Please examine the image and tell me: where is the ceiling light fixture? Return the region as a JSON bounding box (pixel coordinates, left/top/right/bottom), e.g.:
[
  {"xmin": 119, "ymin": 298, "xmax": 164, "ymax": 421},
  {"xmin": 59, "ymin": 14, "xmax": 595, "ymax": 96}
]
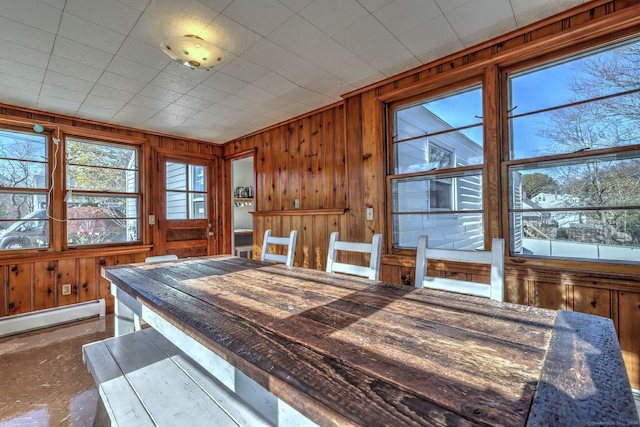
[{"xmin": 160, "ymin": 35, "xmax": 225, "ymax": 70}]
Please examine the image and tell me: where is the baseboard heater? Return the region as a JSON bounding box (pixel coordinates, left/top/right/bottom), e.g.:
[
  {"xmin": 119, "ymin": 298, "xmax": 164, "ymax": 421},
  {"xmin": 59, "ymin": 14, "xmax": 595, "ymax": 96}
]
[{"xmin": 0, "ymin": 299, "xmax": 106, "ymax": 338}]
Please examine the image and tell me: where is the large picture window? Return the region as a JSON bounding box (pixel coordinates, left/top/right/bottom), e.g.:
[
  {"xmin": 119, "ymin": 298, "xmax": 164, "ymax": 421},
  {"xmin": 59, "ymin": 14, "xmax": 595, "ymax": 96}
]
[
  {"xmin": 388, "ymin": 84, "xmax": 484, "ymax": 250},
  {"xmin": 65, "ymin": 138, "xmax": 140, "ymax": 246},
  {"xmin": 507, "ymin": 37, "xmax": 640, "ymax": 262},
  {"xmin": 0, "ymin": 129, "xmax": 49, "ymax": 251}
]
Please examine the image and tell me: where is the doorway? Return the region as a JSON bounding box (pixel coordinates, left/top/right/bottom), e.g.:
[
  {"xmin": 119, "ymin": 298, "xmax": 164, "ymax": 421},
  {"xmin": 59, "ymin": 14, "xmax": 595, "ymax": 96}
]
[
  {"xmin": 231, "ymin": 156, "xmax": 254, "ymax": 258},
  {"xmin": 156, "ymin": 152, "xmax": 217, "ymax": 258}
]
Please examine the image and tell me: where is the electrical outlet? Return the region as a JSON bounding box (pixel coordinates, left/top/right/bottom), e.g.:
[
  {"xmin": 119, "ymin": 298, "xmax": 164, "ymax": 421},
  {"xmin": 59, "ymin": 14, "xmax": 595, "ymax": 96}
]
[
  {"xmin": 366, "ymin": 207, "xmax": 374, "ymax": 221},
  {"xmin": 61, "ymin": 284, "xmax": 72, "ymax": 296}
]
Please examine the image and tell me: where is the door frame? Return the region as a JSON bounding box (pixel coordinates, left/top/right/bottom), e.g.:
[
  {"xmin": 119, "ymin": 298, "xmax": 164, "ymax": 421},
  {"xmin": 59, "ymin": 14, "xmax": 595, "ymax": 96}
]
[{"xmin": 223, "ymin": 149, "xmax": 256, "ymax": 255}]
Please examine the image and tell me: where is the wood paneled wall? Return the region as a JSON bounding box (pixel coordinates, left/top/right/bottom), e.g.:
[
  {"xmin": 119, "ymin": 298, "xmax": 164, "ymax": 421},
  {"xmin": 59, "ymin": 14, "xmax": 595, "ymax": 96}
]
[
  {"xmin": 0, "ymin": 104, "xmax": 222, "ymax": 315},
  {"xmin": 223, "ymin": 0, "xmax": 640, "ymax": 388}
]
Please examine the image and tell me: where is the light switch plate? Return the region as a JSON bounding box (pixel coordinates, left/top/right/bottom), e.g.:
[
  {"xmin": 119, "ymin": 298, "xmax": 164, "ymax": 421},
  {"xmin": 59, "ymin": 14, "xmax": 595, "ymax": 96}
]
[
  {"xmin": 149, "ymin": 214, "xmax": 155, "ymax": 225},
  {"xmin": 366, "ymin": 207, "xmax": 374, "ymax": 221}
]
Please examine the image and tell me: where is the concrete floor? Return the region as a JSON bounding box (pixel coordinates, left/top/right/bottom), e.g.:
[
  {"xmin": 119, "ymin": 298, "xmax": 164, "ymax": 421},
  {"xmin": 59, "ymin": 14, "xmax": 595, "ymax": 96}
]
[{"xmin": 0, "ymin": 314, "xmax": 114, "ymax": 427}]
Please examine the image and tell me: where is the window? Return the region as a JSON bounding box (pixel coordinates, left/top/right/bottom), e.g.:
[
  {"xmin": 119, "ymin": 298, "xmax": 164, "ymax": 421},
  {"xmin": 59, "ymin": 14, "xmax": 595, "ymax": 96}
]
[
  {"xmin": 388, "ymin": 84, "xmax": 484, "ymax": 250},
  {"xmin": 0, "ymin": 129, "xmax": 49, "ymax": 251},
  {"xmin": 507, "ymin": 37, "xmax": 640, "ymax": 262},
  {"xmin": 65, "ymin": 139, "xmax": 140, "ymax": 246},
  {"xmin": 166, "ymin": 162, "xmax": 206, "ymax": 219}
]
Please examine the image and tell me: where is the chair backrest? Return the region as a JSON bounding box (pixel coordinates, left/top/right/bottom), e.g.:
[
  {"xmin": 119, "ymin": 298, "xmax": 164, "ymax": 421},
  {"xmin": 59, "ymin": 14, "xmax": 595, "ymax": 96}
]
[
  {"xmin": 261, "ymin": 229, "xmax": 297, "ymax": 266},
  {"xmin": 326, "ymin": 231, "xmax": 383, "ymax": 281},
  {"xmin": 414, "ymin": 236, "xmax": 504, "ymax": 301},
  {"xmin": 145, "ymin": 254, "xmax": 178, "ymax": 263}
]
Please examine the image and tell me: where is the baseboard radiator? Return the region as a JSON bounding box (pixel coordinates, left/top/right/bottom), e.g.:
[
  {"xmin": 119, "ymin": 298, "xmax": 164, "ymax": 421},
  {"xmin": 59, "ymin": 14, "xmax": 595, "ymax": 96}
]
[{"xmin": 0, "ymin": 299, "xmax": 106, "ymax": 338}]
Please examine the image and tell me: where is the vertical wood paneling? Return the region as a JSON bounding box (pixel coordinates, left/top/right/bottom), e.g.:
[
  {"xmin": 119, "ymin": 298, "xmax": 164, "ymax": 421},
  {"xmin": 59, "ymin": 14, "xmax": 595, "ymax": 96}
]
[
  {"xmin": 310, "ymin": 113, "xmax": 322, "ymax": 208},
  {"xmin": 78, "ymin": 257, "xmax": 97, "ymax": 303},
  {"xmin": 288, "ymin": 122, "xmax": 301, "ymax": 210},
  {"xmin": 98, "ymin": 256, "xmax": 115, "ymax": 312},
  {"xmin": 618, "ymin": 291, "xmax": 640, "ymax": 389},
  {"xmin": 572, "ymin": 286, "xmax": 612, "ymax": 318},
  {"xmin": 34, "ymin": 261, "xmax": 56, "ymax": 311},
  {"xmin": 57, "ymin": 259, "xmax": 77, "ymax": 306},
  {"xmin": 8, "ymin": 264, "xmax": 32, "ymax": 315},
  {"xmin": 534, "ymin": 281, "xmax": 567, "ymax": 310},
  {"xmin": 0, "ymin": 266, "xmax": 5, "ymax": 317},
  {"xmin": 344, "ymin": 96, "xmax": 365, "ymax": 266}
]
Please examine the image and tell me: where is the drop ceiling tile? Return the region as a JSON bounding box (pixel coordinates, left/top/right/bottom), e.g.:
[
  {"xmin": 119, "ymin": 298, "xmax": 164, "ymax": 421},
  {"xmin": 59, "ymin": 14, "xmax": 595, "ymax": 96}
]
[
  {"xmin": 150, "ymin": 72, "xmax": 199, "ymax": 94},
  {"xmin": 41, "ymin": 83, "xmax": 88, "ymax": 103},
  {"xmin": 173, "ymin": 95, "xmax": 213, "ymax": 110},
  {"xmin": 163, "ymin": 62, "xmax": 214, "ymax": 84},
  {"xmin": 266, "ymin": 15, "xmax": 327, "ymax": 57},
  {"xmin": 162, "ymin": 103, "xmax": 200, "ymax": 118},
  {"xmin": 254, "ymin": 72, "xmax": 299, "ymax": 96},
  {"xmin": 111, "ymin": 104, "xmax": 158, "ymax": 124},
  {"xmin": 197, "ymin": 0, "xmax": 233, "ymax": 14},
  {"xmin": 77, "ymin": 104, "xmax": 118, "ymax": 121},
  {"xmin": 127, "ymin": 13, "xmax": 164, "ymax": 47},
  {"xmin": 89, "ymin": 83, "xmax": 136, "ymax": 103},
  {"xmin": 334, "ymin": 15, "xmax": 394, "ymax": 55},
  {"xmin": 329, "ymin": 55, "xmax": 382, "ymax": 85},
  {"xmin": 145, "ymin": 111, "xmax": 188, "ymax": 127},
  {"xmin": 223, "ymin": 0, "xmax": 294, "ymax": 37},
  {"xmin": 44, "ymin": 71, "xmax": 95, "ymax": 93},
  {"xmin": 187, "ymin": 84, "xmax": 229, "ymax": 103},
  {"xmin": 38, "ymin": 0, "xmax": 66, "ymax": 9},
  {"xmin": 302, "ymin": 38, "xmax": 357, "ymax": 74},
  {"xmin": 47, "ymin": 55, "xmax": 104, "ymax": 82},
  {"xmin": 64, "ymin": 0, "xmax": 142, "ymax": 35},
  {"xmin": 218, "ymin": 94, "xmax": 256, "ymax": 111},
  {"xmin": 358, "ymin": 37, "xmax": 421, "ymax": 77},
  {"xmin": 243, "ymin": 39, "xmax": 296, "ymax": 71},
  {"xmin": 83, "ymin": 94, "xmax": 127, "ymax": 110},
  {"xmin": 446, "ymin": 0, "xmax": 517, "ymax": 46},
  {"xmin": 52, "ymin": 37, "xmax": 114, "ymax": 69},
  {"xmin": 204, "ymin": 14, "xmax": 262, "ymax": 56},
  {"xmin": 0, "ymin": 16, "xmax": 56, "ymax": 53},
  {"xmin": 117, "ymin": 0, "xmax": 151, "ymax": 11},
  {"xmin": 275, "ymin": 57, "xmax": 327, "ymax": 87},
  {"xmin": 58, "ymin": 13, "xmax": 126, "ymax": 55},
  {"xmin": 398, "ymin": 15, "xmax": 464, "ymax": 63},
  {"xmin": 0, "ymin": 41, "xmax": 50, "ymax": 68},
  {"xmin": 117, "ymin": 37, "xmax": 172, "ymax": 70},
  {"xmin": 234, "ymin": 84, "xmax": 276, "ymax": 104},
  {"xmin": 107, "ymin": 56, "xmax": 160, "ymax": 83},
  {"xmin": 0, "ymin": 72, "xmax": 42, "ymax": 93},
  {"xmin": 374, "ymin": 0, "xmax": 441, "ymax": 36},
  {"xmin": 0, "ymin": 85, "xmax": 39, "ymax": 108},
  {"xmin": 0, "ymin": 59, "xmax": 45, "ymax": 82},
  {"xmin": 201, "ymin": 71, "xmax": 248, "ymax": 93},
  {"xmin": 0, "ymin": 0, "xmax": 62, "ymax": 33},
  {"xmin": 128, "ymin": 94, "xmax": 169, "ymax": 110},
  {"xmin": 358, "ymin": 0, "xmax": 394, "ymax": 13},
  {"xmin": 138, "ymin": 83, "xmax": 183, "ymax": 103},
  {"xmin": 144, "ymin": 0, "xmax": 219, "ymax": 31},
  {"xmin": 37, "ymin": 95, "xmax": 81, "ymax": 113},
  {"xmin": 192, "ymin": 109, "xmax": 232, "ymax": 125},
  {"xmin": 299, "ymin": 0, "xmax": 369, "ymax": 36},
  {"xmin": 510, "ymin": 0, "xmax": 585, "ymax": 27},
  {"xmin": 434, "ymin": 0, "xmax": 473, "ymax": 13},
  {"xmin": 221, "ymin": 57, "xmax": 269, "ymax": 83},
  {"xmin": 98, "ymin": 72, "xmax": 147, "ymax": 93},
  {"xmin": 278, "ymin": 0, "xmax": 314, "ymax": 13}
]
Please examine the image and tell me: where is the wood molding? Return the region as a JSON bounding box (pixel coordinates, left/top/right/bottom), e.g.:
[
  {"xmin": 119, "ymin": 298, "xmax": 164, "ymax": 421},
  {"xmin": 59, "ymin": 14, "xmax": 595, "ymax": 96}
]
[
  {"xmin": 0, "ymin": 245, "xmax": 153, "ymax": 265},
  {"xmin": 251, "ymin": 208, "xmax": 347, "ymax": 216}
]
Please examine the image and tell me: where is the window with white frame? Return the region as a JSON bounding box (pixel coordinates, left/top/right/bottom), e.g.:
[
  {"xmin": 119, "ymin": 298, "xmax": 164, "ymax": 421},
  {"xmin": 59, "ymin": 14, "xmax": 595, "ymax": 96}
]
[
  {"xmin": 65, "ymin": 138, "xmax": 140, "ymax": 246},
  {"xmin": 388, "ymin": 83, "xmax": 485, "ymax": 251},
  {"xmin": 506, "ymin": 36, "xmax": 640, "ymax": 262}
]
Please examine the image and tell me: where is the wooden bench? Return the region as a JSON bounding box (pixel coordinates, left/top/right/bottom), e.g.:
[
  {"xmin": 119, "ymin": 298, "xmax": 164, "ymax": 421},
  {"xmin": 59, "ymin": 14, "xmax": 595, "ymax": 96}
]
[{"xmin": 83, "ymin": 328, "xmax": 274, "ymax": 427}]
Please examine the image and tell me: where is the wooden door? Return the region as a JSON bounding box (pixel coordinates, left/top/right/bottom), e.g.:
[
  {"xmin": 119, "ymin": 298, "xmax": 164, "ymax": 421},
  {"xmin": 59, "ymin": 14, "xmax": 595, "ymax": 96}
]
[{"xmin": 156, "ymin": 153, "xmax": 217, "ymax": 258}]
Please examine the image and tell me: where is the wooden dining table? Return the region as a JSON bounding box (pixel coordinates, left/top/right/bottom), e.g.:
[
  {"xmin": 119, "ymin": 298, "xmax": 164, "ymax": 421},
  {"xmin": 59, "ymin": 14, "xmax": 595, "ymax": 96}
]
[{"xmin": 102, "ymin": 255, "xmax": 638, "ymax": 427}]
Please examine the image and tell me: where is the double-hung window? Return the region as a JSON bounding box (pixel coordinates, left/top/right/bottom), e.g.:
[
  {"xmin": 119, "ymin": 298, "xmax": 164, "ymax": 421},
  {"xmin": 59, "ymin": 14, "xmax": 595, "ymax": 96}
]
[
  {"xmin": 0, "ymin": 129, "xmax": 49, "ymax": 251},
  {"xmin": 387, "ymin": 82, "xmax": 485, "ymax": 251},
  {"xmin": 506, "ymin": 36, "xmax": 640, "ymax": 262},
  {"xmin": 65, "ymin": 138, "xmax": 140, "ymax": 246}
]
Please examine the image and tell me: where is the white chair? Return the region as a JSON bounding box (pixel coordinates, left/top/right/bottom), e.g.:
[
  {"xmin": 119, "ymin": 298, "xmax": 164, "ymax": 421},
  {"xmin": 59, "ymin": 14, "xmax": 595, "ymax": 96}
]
[
  {"xmin": 326, "ymin": 232, "xmax": 382, "ymax": 281},
  {"xmin": 415, "ymin": 236, "xmax": 505, "ymax": 301},
  {"xmin": 145, "ymin": 254, "xmax": 178, "ymax": 262},
  {"xmin": 261, "ymin": 230, "xmax": 297, "ymax": 266}
]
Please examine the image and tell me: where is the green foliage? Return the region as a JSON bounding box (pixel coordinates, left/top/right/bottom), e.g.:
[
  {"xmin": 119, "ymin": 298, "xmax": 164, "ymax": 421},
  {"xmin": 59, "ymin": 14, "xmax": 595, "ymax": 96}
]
[{"xmin": 522, "ymin": 173, "xmax": 558, "ymax": 199}]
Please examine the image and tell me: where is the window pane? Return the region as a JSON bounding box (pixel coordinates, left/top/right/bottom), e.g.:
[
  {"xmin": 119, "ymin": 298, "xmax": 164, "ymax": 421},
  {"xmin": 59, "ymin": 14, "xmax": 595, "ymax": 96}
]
[
  {"xmin": 67, "ymin": 164, "xmax": 138, "ymax": 192},
  {"xmin": 0, "ymin": 159, "xmax": 48, "ymax": 188},
  {"xmin": 190, "ymin": 165, "xmax": 206, "ymax": 191},
  {"xmin": 510, "ymin": 211, "xmax": 640, "ymax": 262},
  {"xmin": 66, "ymin": 196, "xmax": 139, "ymax": 246},
  {"xmin": 395, "ymin": 86, "xmax": 482, "ymax": 139},
  {"xmin": 392, "ymin": 172, "xmax": 482, "ymax": 213},
  {"xmin": 509, "ymin": 38, "xmax": 640, "ymax": 116},
  {"xmin": 166, "ymin": 162, "xmax": 187, "ymax": 190},
  {"xmin": 0, "ymin": 130, "xmax": 48, "ymax": 189},
  {"xmin": 67, "ymin": 140, "xmax": 137, "ymax": 169},
  {"xmin": 189, "ymin": 193, "xmax": 206, "ymax": 219},
  {"xmin": 0, "ymin": 130, "xmax": 47, "ymax": 161},
  {"xmin": 167, "ymin": 191, "xmax": 187, "ymax": 219},
  {"xmin": 393, "ymin": 213, "xmax": 484, "ymax": 249},
  {"xmin": 0, "ymin": 196, "xmax": 49, "ymax": 250},
  {"xmin": 510, "ymin": 92, "xmax": 640, "ymax": 159}
]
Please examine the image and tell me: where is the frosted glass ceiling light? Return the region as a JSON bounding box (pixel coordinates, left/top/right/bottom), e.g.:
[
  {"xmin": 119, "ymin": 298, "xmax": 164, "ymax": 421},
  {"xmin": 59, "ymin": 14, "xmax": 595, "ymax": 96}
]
[{"xmin": 160, "ymin": 35, "xmax": 225, "ymax": 70}]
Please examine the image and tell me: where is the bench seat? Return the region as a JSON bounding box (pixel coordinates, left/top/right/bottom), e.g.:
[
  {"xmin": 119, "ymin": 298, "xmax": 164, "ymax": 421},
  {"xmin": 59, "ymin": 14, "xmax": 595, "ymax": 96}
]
[{"xmin": 83, "ymin": 328, "xmax": 273, "ymax": 427}]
